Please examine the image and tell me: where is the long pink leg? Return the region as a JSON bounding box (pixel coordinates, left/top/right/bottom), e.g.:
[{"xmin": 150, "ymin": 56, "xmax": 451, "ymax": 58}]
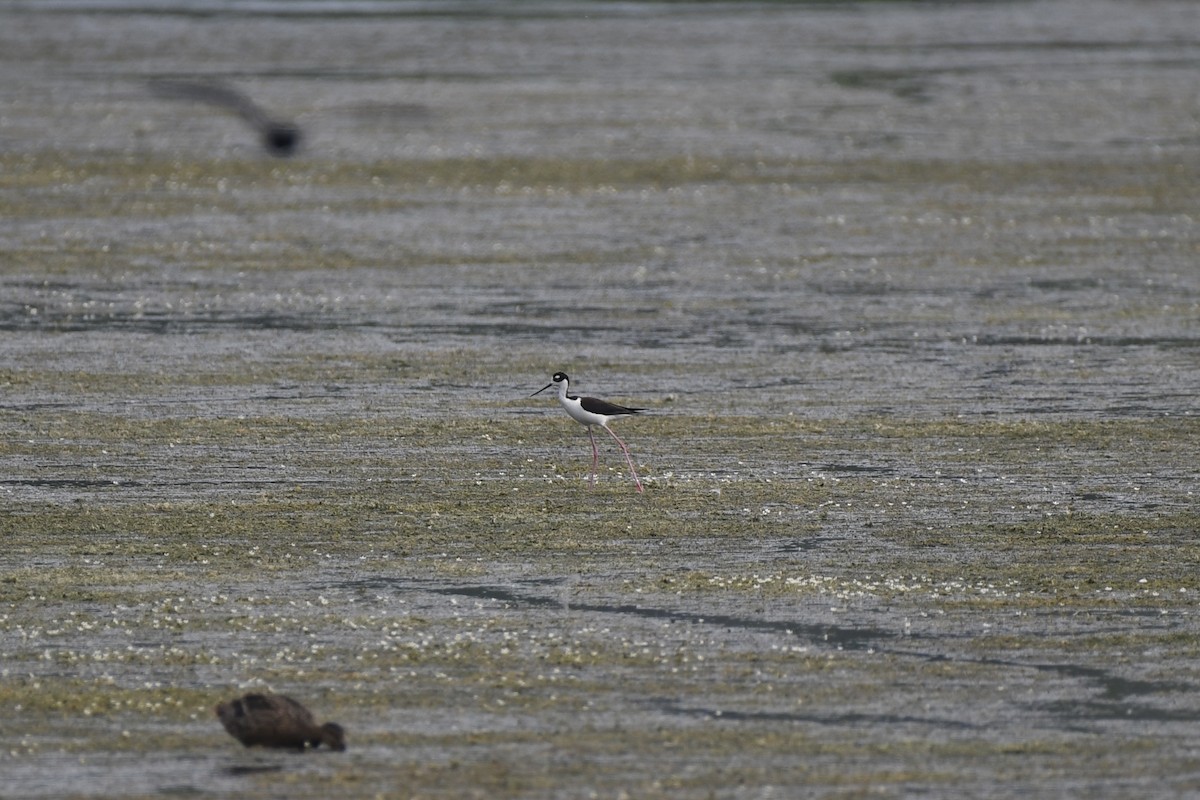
[
  {"xmin": 587, "ymin": 426, "xmax": 600, "ymax": 487},
  {"xmin": 603, "ymin": 425, "xmax": 644, "ymax": 493}
]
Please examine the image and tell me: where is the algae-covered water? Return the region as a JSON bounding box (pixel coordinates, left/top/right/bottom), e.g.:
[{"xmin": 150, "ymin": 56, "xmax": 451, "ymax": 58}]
[{"xmin": 2, "ymin": 1, "xmax": 1199, "ymax": 797}]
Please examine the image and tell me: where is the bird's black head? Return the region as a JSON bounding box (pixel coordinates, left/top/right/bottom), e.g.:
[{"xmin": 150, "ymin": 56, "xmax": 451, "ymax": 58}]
[
  {"xmin": 264, "ymin": 123, "xmax": 301, "ymax": 156},
  {"xmin": 552, "ymin": 372, "xmax": 569, "ymax": 383}
]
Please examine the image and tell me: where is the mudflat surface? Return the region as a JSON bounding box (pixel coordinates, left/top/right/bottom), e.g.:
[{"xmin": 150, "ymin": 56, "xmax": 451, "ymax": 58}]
[{"xmin": 1, "ymin": 1, "xmax": 1198, "ymax": 797}]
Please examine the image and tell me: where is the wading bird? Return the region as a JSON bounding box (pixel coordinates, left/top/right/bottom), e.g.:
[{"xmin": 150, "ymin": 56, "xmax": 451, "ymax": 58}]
[
  {"xmin": 215, "ymin": 693, "xmax": 346, "ymax": 752},
  {"xmin": 532, "ymin": 372, "xmax": 645, "ymax": 493}
]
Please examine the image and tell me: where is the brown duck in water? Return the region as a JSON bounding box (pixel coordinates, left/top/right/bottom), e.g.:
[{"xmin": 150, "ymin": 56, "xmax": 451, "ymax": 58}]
[{"xmin": 215, "ymin": 693, "xmax": 346, "ymax": 752}]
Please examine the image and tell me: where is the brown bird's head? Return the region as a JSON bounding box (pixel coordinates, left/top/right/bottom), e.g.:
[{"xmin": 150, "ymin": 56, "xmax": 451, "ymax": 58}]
[{"xmin": 319, "ymin": 722, "xmax": 347, "ymax": 751}]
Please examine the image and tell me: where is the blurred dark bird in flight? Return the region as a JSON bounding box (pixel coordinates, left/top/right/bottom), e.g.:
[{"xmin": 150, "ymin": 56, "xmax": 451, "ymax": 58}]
[{"xmin": 148, "ymin": 79, "xmax": 302, "ymax": 156}]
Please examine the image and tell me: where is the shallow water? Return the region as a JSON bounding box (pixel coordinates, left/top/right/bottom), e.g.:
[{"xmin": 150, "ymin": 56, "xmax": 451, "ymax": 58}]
[{"xmin": 2, "ymin": 1, "xmax": 1199, "ymax": 798}]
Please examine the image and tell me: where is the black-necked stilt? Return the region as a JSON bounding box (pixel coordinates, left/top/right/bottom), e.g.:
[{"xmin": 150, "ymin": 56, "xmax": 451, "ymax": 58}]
[{"xmin": 531, "ymin": 372, "xmax": 645, "ymax": 493}]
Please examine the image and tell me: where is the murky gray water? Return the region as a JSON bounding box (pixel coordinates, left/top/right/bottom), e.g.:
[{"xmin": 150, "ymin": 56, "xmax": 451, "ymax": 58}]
[{"xmin": 2, "ymin": 1, "xmax": 1199, "ymax": 798}]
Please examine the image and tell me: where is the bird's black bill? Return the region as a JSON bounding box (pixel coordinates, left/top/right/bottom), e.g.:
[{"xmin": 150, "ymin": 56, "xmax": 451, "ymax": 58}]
[{"xmin": 530, "ymin": 383, "xmax": 553, "ymax": 397}]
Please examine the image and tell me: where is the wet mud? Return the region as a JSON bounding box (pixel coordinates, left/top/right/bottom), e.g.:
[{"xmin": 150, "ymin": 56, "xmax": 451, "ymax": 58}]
[{"xmin": 1, "ymin": 1, "xmax": 1199, "ymax": 797}]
